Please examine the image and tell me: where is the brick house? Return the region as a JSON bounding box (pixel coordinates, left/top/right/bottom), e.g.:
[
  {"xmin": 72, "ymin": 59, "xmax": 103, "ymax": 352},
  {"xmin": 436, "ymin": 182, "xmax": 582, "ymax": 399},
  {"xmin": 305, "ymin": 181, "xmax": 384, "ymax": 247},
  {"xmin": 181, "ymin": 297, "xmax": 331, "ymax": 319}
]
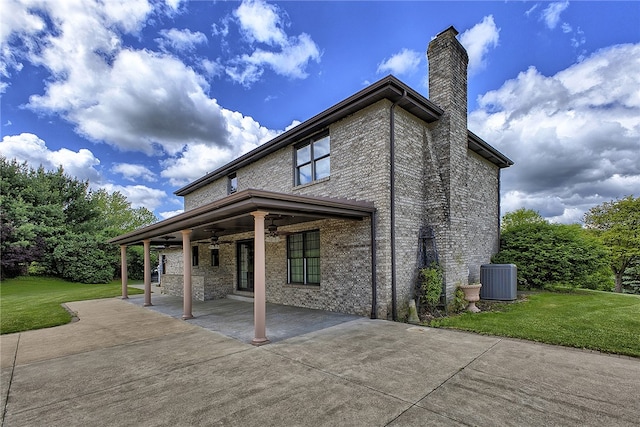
[{"xmin": 110, "ymin": 27, "xmax": 512, "ymax": 344}]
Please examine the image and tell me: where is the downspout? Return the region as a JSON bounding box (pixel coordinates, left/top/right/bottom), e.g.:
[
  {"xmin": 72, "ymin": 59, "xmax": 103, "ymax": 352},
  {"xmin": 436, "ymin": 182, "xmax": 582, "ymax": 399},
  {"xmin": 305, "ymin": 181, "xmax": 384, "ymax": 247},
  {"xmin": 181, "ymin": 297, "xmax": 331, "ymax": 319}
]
[
  {"xmin": 370, "ymin": 210, "xmax": 377, "ymax": 319},
  {"xmin": 390, "ymin": 90, "xmax": 406, "ymax": 321}
]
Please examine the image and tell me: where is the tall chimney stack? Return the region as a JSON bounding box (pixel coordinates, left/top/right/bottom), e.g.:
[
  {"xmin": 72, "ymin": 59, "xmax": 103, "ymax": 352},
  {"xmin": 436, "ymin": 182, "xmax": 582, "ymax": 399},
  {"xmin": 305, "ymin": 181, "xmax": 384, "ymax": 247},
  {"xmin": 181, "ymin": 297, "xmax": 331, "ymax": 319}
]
[
  {"xmin": 426, "ymin": 26, "xmax": 471, "ymax": 295},
  {"xmin": 427, "ymin": 26, "xmax": 469, "ymax": 117}
]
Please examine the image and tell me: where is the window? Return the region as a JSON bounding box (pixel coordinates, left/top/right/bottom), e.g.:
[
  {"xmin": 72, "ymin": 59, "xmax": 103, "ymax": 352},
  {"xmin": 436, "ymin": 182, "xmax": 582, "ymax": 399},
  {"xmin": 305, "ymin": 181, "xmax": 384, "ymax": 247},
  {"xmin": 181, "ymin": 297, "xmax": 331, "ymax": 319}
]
[
  {"xmin": 211, "ymin": 248, "xmax": 219, "ymax": 267},
  {"xmin": 228, "ymin": 173, "xmax": 237, "ymax": 194},
  {"xmin": 287, "ymin": 230, "xmax": 320, "ymax": 285},
  {"xmin": 192, "ymin": 246, "xmax": 199, "ymax": 266},
  {"xmin": 295, "ymin": 134, "xmax": 330, "ymax": 186}
]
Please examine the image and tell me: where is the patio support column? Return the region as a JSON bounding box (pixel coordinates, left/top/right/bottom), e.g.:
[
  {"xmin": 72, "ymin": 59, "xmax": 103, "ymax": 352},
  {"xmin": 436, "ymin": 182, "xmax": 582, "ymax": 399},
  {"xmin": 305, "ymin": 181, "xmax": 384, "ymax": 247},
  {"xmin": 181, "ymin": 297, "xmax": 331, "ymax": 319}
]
[
  {"xmin": 120, "ymin": 245, "xmax": 128, "ymax": 299},
  {"xmin": 181, "ymin": 229, "xmax": 194, "ymax": 320},
  {"xmin": 251, "ymin": 211, "xmax": 269, "ymax": 346},
  {"xmin": 143, "ymin": 239, "xmax": 152, "ymax": 306}
]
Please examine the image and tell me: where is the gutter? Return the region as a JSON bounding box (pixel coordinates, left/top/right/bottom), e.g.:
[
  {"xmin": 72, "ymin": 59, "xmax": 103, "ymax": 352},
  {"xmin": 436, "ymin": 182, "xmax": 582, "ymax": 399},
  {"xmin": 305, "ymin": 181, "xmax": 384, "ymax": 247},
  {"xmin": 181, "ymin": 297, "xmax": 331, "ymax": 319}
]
[
  {"xmin": 370, "ymin": 210, "xmax": 377, "ymax": 319},
  {"xmin": 389, "ymin": 90, "xmax": 406, "ymax": 321}
]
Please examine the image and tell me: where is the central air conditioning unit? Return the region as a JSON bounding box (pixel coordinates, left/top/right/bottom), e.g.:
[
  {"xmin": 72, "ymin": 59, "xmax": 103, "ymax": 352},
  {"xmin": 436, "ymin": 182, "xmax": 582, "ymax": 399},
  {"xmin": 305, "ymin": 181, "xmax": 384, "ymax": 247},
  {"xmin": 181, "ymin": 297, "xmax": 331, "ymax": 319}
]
[{"xmin": 480, "ymin": 264, "xmax": 517, "ymax": 301}]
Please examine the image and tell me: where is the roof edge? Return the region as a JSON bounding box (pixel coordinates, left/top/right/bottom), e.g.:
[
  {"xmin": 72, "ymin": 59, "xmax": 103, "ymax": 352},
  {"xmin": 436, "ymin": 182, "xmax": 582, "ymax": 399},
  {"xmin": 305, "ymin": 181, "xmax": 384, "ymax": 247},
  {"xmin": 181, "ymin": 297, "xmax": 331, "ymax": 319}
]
[
  {"xmin": 467, "ymin": 130, "xmax": 514, "ymax": 168},
  {"xmin": 175, "ymin": 75, "xmax": 443, "ymax": 197}
]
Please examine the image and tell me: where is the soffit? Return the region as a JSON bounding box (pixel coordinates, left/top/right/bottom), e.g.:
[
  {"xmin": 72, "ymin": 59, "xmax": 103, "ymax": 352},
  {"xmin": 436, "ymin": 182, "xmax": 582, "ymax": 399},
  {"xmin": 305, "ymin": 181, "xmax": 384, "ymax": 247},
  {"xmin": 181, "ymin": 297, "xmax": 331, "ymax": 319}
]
[{"xmin": 109, "ymin": 189, "xmax": 375, "ymax": 247}]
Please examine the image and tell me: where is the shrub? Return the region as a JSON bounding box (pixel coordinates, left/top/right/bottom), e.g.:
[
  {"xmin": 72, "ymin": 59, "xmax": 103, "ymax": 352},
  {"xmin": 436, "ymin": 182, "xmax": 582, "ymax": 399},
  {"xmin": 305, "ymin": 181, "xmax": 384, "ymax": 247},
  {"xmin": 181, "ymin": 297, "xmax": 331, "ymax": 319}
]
[
  {"xmin": 447, "ymin": 287, "xmax": 467, "ymax": 313},
  {"xmin": 493, "ymin": 210, "xmax": 610, "ymax": 289},
  {"xmin": 419, "ymin": 263, "xmax": 443, "ymax": 309}
]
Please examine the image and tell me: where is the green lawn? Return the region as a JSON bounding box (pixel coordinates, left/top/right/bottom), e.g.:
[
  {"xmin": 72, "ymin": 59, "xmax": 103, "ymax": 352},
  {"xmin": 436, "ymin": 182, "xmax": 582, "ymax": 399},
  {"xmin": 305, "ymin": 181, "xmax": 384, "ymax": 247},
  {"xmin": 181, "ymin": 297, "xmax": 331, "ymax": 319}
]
[
  {"xmin": 0, "ymin": 276, "xmax": 143, "ymax": 334},
  {"xmin": 432, "ymin": 290, "xmax": 640, "ymax": 357}
]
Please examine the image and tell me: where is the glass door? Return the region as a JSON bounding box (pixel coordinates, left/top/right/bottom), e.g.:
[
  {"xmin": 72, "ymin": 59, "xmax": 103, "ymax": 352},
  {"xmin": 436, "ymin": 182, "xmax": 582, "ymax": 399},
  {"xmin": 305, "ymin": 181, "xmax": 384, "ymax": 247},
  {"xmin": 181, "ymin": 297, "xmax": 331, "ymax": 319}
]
[{"xmin": 237, "ymin": 240, "xmax": 254, "ymax": 292}]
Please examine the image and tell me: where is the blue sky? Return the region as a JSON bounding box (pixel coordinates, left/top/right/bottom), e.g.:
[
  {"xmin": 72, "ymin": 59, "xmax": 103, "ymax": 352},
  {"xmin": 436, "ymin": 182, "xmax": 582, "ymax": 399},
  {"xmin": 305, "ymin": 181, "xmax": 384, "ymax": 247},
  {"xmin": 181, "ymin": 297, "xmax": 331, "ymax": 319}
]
[{"xmin": 2, "ymin": 0, "xmax": 639, "ymax": 223}]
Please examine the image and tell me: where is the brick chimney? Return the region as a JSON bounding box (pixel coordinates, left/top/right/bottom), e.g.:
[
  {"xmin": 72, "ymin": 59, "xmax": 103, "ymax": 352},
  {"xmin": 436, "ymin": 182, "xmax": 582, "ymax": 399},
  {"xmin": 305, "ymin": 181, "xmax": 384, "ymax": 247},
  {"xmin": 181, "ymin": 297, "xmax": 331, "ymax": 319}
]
[{"xmin": 426, "ymin": 26, "xmax": 472, "ymax": 294}]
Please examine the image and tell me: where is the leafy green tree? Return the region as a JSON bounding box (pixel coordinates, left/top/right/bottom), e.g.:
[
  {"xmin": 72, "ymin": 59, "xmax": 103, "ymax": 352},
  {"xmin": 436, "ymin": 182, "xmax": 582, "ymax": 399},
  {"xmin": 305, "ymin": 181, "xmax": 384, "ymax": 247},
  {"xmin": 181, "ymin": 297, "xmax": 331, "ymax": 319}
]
[
  {"xmin": 622, "ymin": 258, "xmax": 640, "ymax": 294},
  {"xmin": 51, "ymin": 233, "xmax": 114, "ymax": 283},
  {"xmin": 493, "ymin": 209, "xmax": 611, "ymax": 289},
  {"xmin": 584, "ymin": 196, "xmax": 640, "ymax": 293},
  {"xmin": 500, "ymin": 208, "xmax": 547, "ymax": 231},
  {"xmin": 0, "ymin": 157, "xmax": 158, "ymax": 282},
  {"xmin": 91, "ymin": 190, "xmax": 157, "ymax": 279}
]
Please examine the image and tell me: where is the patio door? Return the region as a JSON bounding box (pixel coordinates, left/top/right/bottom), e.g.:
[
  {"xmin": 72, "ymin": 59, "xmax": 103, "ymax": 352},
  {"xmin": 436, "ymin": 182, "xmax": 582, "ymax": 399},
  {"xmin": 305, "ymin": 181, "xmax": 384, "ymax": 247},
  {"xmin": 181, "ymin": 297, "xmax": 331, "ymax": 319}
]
[{"xmin": 237, "ymin": 240, "xmax": 254, "ymax": 292}]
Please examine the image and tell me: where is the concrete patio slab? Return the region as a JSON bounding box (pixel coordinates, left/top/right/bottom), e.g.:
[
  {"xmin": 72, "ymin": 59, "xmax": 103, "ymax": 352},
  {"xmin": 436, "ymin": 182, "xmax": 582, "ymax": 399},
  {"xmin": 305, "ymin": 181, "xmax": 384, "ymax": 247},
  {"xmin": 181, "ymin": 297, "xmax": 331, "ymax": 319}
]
[
  {"xmin": 124, "ymin": 293, "xmax": 362, "ymax": 344},
  {"xmin": 2, "ymin": 298, "xmax": 196, "ymax": 367},
  {"xmin": 267, "ymin": 320, "xmax": 501, "ymax": 403},
  {"xmin": 414, "ymin": 338, "xmax": 640, "ymax": 426},
  {"xmin": 1, "ymin": 297, "xmax": 639, "ymax": 426}
]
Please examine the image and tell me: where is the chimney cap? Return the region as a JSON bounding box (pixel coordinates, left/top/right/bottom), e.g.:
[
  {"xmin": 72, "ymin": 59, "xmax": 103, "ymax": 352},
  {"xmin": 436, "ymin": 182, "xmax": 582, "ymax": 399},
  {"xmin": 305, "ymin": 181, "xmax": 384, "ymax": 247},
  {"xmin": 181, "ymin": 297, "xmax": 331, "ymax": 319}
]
[{"xmin": 435, "ymin": 26, "xmax": 459, "ymax": 38}]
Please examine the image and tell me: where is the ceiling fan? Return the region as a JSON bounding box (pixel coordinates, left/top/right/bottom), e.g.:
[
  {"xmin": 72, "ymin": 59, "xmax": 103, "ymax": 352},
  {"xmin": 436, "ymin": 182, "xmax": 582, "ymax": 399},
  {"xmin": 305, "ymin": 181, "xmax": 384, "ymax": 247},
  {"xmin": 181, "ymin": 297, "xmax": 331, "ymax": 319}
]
[
  {"xmin": 265, "ymin": 215, "xmax": 292, "ymax": 242},
  {"xmin": 158, "ymin": 235, "xmax": 177, "ymax": 249},
  {"xmin": 201, "ymin": 228, "xmax": 233, "ymax": 249}
]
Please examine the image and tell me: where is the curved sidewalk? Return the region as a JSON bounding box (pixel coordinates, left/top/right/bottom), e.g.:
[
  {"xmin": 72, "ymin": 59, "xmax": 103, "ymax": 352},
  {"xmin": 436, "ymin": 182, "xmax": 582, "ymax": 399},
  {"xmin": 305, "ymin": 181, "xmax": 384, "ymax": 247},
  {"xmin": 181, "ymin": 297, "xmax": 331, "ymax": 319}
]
[{"xmin": 2, "ymin": 297, "xmax": 639, "ymax": 426}]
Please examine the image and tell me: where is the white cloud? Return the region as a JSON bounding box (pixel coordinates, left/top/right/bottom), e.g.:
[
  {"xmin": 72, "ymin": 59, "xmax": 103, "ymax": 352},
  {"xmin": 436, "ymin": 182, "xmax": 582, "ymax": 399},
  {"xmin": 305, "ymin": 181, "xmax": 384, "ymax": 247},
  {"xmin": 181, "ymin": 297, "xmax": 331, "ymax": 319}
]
[
  {"xmin": 469, "ymin": 43, "xmax": 640, "ymax": 223},
  {"xmin": 3, "ymin": 0, "xmax": 290, "ymax": 162},
  {"xmin": 161, "ymin": 109, "xmax": 279, "ymax": 186},
  {"xmin": 235, "ymin": 0, "xmax": 287, "ymax": 46},
  {"xmin": 223, "ymin": 0, "xmax": 321, "ymax": 86},
  {"xmin": 377, "ymin": 48, "xmax": 422, "ymax": 76},
  {"xmin": 28, "ymin": 47, "xmax": 230, "ymax": 156},
  {"xmin": 541, "ymin": 1, "xmax": 570, "ymax": 30},
  {"xmin": 112, "ymin": 163, "xmax": 157, "ymax": 182},
  {"xmin": 100, "ymin": 183, "xmax": 167, "ymax": 210},
  {"xmin": 524, "ymin": 4, "xmax": 539, "ymax": 17},
  {"xmin": 0, "ymin": 133, "xmax": 101, "ymax": 183},
  {"xmin": 159, "ymin": 209, "xmax": 184, "ymax": 220},
  {"xmin": 0, "ymin": 132, "xmax": 171, "ymax": 211},
  {"xmin": 459, "ymin": 15, "xmax": 500, "ymax": 76},
  {"xmin": 163, "ymin": 0, "xmax": 184, "ymax": 13},
  {"xmin": 0, "ymin": 0, "xmax": 46, "ymax": 88},
  {"xmin": 156, "ymin": 28, "xmax": 207, "ymax": 53}
]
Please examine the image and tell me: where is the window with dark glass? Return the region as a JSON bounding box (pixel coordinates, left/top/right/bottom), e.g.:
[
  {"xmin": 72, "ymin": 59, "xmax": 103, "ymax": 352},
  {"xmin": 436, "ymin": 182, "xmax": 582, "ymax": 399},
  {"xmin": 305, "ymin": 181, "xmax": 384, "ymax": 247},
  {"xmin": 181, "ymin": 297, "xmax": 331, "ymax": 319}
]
[
  {"xmin": 295, "ymin": 134, "xmax": 330, "ymax": 186},
  {"xmin": 228, "ymin": 173, "xmax": 237, "ymax": 194},
  {"xmin": 287, "ymin": 230, "xmax": 320, "ymax": 285},
  {"xmin": 211, "ymin": 248, "xmax": 219, "ymax": 267},
  {"xmin": 192, "ymin": 246, "xmax": 199, "ymax": 266}
]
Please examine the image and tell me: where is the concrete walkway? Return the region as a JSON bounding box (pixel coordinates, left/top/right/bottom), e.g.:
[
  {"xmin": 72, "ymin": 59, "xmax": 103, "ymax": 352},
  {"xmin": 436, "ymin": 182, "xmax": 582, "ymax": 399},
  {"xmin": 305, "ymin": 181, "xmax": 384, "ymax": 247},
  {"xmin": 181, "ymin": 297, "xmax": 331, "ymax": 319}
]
[{"xmin": 1, "ymin": 297, "xmax": 639, "ymax": 426}]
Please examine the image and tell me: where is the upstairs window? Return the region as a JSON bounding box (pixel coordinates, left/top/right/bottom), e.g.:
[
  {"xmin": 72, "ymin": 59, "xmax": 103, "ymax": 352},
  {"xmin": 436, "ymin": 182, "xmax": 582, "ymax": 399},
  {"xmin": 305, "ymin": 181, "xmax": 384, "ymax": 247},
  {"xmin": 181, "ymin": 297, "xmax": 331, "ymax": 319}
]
[
  {"xmin": 295, "ymin": 134, "xmax": 330, "ymax": 186},
  {"xmin": 228, "ymin": 173, "xmax": 237, "ymax": 194}
]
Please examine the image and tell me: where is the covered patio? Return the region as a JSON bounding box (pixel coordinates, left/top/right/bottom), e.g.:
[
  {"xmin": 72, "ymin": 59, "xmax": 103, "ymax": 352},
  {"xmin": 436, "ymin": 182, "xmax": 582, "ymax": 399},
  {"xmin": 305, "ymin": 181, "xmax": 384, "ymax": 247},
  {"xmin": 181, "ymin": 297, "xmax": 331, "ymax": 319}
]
[
  {"xmin": 124, "ymin": 291, "xmax": 361, "ymax": 344},
  {"xmin": 109, "ymin": 189, "xmax": 376, "ymax": 345}
]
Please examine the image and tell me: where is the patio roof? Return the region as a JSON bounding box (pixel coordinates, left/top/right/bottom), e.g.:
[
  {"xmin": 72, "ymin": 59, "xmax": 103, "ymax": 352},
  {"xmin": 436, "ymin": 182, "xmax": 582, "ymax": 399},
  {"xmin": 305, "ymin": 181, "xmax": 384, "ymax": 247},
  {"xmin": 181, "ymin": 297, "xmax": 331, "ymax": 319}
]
[{"xmin": 109, "ymin": 189, "xmax": 376, "ymax": 246}]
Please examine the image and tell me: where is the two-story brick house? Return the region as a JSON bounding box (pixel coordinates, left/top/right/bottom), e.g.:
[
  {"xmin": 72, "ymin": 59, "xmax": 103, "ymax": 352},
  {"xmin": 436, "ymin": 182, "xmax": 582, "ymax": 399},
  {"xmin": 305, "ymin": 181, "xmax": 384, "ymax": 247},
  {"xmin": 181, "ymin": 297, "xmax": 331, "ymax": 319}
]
[{"xmin": 110, "ymin": 26, "xmax": 512, "ymax": 344}]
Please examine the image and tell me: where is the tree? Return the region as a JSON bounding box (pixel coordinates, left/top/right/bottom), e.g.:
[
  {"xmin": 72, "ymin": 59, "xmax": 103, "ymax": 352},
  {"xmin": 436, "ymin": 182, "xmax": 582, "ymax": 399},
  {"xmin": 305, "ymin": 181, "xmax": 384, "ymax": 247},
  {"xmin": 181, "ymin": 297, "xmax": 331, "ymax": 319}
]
[
  {"xmin": 584, "ymin": 196, "xmax": 640, "ymax": 293},
  {"xmin": 91, "ymin": 190, "xmax": 158, "ymax": 279},
  {"xmin": 493, "ymin": 209, "xmax": 611, "ymax": 289},
  {"xmin": 500, "ymin": 208, "xmax": 547, "ymax": 231},
  {"xmin": 0, "ymin": 156, "xmax": 158, "ymax": 282},
  {"xmin": 92, "ymin": 190, "xmax": 156, "ymax": 236}
]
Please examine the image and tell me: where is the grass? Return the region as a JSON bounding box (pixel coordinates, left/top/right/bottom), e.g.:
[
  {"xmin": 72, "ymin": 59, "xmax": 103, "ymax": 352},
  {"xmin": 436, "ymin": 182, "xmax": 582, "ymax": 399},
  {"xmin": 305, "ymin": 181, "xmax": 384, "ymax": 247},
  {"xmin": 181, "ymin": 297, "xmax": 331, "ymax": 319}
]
[
  {"xmin": 432, "ymin": 290, "xmax": 640, "ymax": 357},
  {"xmin": 0, "ymin": 276, "xmax": 143, "ymax": 334}
]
